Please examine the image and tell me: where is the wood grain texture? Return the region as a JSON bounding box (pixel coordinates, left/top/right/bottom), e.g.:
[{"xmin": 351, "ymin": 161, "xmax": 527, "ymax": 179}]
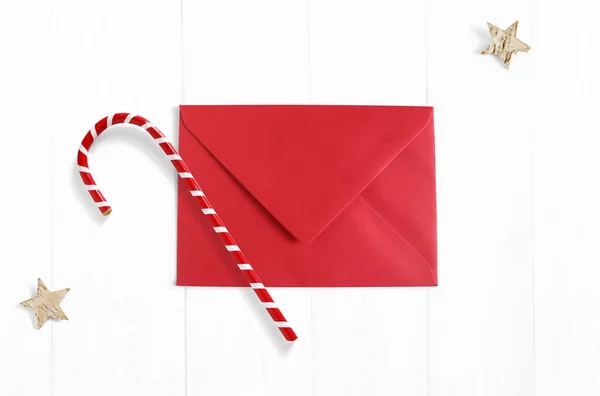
[
  {"xmin": 425, "ymin": 1, "xmax": 535, "ymax": 395},
  {"xmin": 182, "ymin": 1, "xmax": 312, "ymax": 395},
  {"xmin": 0, "ymin": 3, "xmax": 53, "ymax": 394},
  {"xmin": 187, "ymin": 288, "xmax": 312, "ymax": 395},
  {"xmin": 48, "ymin": 1, "xmax": 185, "ymax": 395},
  {"xmin": 309, "ymin": 0, "xmax": 429, "ymax": 394},
  {"xmin": 532, "ymin": 1, "xmax": 600, "ymax": 394}
]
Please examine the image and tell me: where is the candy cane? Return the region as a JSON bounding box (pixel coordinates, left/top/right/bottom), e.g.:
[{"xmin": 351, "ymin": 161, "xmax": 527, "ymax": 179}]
[{"xmin": 77, "ymin": 113, "xmax": 297, "ymax": 342}]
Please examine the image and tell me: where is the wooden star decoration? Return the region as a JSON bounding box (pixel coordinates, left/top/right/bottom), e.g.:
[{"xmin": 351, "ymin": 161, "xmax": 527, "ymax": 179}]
[
  {"xmin": 481, "ymin": 20, "xmax": 530, "ymax": 69},
  {"xmin": 20, "ymin": 279, "xmax": 70, "ymax": 329}
]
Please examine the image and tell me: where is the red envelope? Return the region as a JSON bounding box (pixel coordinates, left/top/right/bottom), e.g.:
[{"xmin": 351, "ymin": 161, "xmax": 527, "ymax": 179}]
[{"xmin": 177, "ymin": 105, "xmax": 437, "ymax": 287}]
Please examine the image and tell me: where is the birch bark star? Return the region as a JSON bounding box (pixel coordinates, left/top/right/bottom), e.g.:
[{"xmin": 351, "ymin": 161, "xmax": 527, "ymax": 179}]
[
  {"xmin": 481, "ymin": 20, "xmax": 530, "ymax": 69},
  {"xmin": 20, "ymin": 278, "xmax": 70, "ymax": 329}
]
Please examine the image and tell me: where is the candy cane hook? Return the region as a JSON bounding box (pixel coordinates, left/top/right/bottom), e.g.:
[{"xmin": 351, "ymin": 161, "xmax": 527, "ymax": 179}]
[{"xmin": 77, "ymin": 113, "xmax": 298, "ymax": 342}]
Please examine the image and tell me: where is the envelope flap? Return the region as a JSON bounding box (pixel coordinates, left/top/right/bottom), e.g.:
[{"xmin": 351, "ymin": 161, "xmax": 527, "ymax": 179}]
[{"xmin": 180, "ymin": 105, "xmax": 433, "ymax": 243}]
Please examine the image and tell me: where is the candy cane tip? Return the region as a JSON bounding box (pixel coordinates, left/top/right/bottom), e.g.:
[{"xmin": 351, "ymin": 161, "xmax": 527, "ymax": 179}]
[
  {"xmin": 280, "ymin": 327, "xmax": 298, "ymax": 342},
  {"xmin": 286, "ymin": 333, "xmax": 299, "ymax": 342},
  {"xmin": 102, "ymin": 208, "xmax": 113, "ymax": 216}
]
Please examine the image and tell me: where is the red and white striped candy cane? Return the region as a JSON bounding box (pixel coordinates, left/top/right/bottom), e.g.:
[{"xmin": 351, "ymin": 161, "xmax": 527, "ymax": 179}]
[{"xmin": 77, "ymin": 113, "xmax": 297, "ymax": 342}]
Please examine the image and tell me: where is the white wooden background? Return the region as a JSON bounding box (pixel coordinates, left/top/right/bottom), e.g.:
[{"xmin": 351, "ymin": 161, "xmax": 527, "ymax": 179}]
[{"xmin": 1, "ymin": 0, "xmax": 598, "ymax": 395}]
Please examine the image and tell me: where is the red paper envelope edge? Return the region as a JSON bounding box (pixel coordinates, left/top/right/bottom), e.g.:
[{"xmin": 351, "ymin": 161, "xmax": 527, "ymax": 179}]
[{"xmin": 176, "ymin": 105, "xmax": 437, "ymax": 287}]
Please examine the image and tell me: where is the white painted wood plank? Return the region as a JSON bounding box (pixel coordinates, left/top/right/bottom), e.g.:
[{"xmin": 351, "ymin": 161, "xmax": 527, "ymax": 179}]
[
  {"xmin": 183, "ymin": 1, "xmax": 312, "ymax": 395},
  {"xmin": 48, "ymin": 1, "xmax": 185, "ymax": 395},
  {"xmin": 311, "ymin": 290, "xmax": 428, "ymax": 396},
  {"xmin": 309, "ymin": 0, "xmax": 428, "ymax": 106},
  {"xmin": 183, "ymin": 0, "xmax": 310, "ymax": 105},
  {"xmin": 425, "ymin": 2, "xmax": 534, "ymax": 395},
  {"xmin": 532, "ymin": 2, "xmax": 600, "ymax": 395},
  {"xmin": 309, "ymin": 1, "xmax": 428, "ymax": 395},
  {"xmin": 186, "ymin": 288, "xmax": 311, "ymax": 394},
  {"xmin": 0, "ymin": 3, "xmax": 53, "ymax": 395}
]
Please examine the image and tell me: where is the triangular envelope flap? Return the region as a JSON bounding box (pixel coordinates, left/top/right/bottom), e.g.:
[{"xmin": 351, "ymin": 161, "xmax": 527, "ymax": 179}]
[{"xmin": 180, "ymin": 105, "xmax": 433, "ymax": 242}]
